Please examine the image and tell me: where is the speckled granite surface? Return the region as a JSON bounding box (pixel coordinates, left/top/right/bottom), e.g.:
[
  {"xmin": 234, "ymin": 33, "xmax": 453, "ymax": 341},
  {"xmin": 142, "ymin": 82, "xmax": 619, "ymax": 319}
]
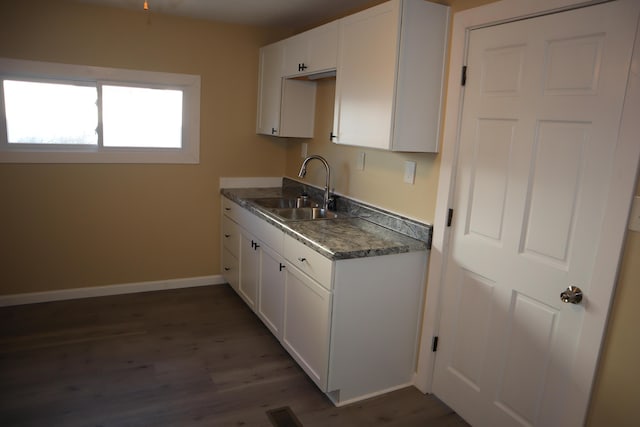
[{"xmin": 221, "ymin": 179, "xmax": 432, "ymax": 261}]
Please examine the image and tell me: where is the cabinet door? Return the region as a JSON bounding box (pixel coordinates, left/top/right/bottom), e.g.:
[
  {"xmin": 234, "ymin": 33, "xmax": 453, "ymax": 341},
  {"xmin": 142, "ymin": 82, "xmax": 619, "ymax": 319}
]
[
  {"xmin": 258, "ymin": 245, "xmax": 286, "ymax": 339},
  {"xmin": 256, "ymin": 42, "xmax": 284, "ymax": 136},
  {"xmin": 256, "ymin": 41, "xmax": 317, "ymax": 138},
  {"xmin": 282, "ymin": 33, "xmax": 308, "ymax": 77},
  {"xmin": 282, "ymin": 265, "xmax": 331, "ymax": 391},
  {"xmin": 307, "ymin": 21, "xmax": 339, "ymax": 74},
  {"xmin": 280, "ymin": 79, "xmax": 316, "ymax": 138},
  {"xmin": 239, "ymin": 231, "xmax": 259, "ymax": 310},
  {"xmin": 283, "ymin": 21, "xmax": 338, "ymax": 77},
  {"xmin": 333, "ymin": 1, "xmax": 400, "ymax": 149},
  {"xmin": 390, "ymin": 0, "xmax": 449, "ymax": 152}
]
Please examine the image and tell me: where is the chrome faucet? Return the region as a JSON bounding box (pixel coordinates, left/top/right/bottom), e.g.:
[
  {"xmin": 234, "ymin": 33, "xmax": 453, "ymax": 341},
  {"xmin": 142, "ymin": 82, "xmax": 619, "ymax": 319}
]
[{"xmin": 298, "ymin": 155, "xmax": 332, "ymax": 210}]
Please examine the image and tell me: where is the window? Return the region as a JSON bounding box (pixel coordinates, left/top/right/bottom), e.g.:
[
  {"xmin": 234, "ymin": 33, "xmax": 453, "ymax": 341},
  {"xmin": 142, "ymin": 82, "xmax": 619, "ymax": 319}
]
[
  {"xmin": 0, "ymin": 58, "xmax": 200, "ymax": 163},
  {"xmin": 4, "ymin": 80, "xmax": 98, "ymax": 146}
]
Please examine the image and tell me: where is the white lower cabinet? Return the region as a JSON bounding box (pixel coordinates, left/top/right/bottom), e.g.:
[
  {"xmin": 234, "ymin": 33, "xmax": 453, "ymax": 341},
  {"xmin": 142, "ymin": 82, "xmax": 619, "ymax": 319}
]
[
  {"xmin": 221, "ymin": 196, "xmax": 427, "ymax": 405},
  {"xmin": 257, "ymin": 245, "xmax": 286, "ymax": 339},
  {"xmin": 238, "ymin": 230, "xmax": 260, "ymax": 310},
  {"xmin": 282, "ymin": 263, "xmax": 331, "ymax": 391},
  {"xmin": 221, "ymin": 210, "xmax": 241, "ymax": 292}
]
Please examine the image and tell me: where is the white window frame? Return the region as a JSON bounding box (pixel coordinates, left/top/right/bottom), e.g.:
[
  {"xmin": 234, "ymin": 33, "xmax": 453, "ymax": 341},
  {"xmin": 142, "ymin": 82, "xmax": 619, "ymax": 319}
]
[{"xmin": 0, "ymin": 58, "xmax": 201, "ymax": 164}]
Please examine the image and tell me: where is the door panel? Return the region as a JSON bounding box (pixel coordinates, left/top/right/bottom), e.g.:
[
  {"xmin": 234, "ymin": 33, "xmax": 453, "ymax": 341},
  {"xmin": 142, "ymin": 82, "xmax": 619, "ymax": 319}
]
[
  {"xmin": 494, "ymin": 293, "xmax": 558, "ymax": 424},
  {"xmin": 543, "ymin": 34, "xmax": 603, "ymax": 95},
  {"xmin": 466, "ymin": 118, "xmax": 515, "ymax": 242},
  {"xmin": 433, "ymin": 2, "xmax": 640, "ymax": 426},
  {"xmin": 522, "ymin": 121, "xmax": 587, "ymax": 264},
  {"xmin": 448, "ymin": 269, "xmax": 494, "ymax": 390}
]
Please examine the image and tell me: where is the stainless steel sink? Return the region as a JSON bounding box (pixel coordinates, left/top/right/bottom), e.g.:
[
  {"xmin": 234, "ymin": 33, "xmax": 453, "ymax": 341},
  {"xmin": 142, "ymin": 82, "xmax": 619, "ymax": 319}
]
[
  {"xmin": 271, "ymin": 207, "xmax": 339, "ymax": 220},
  {"xmin": 250, "ymin": 197, "xmax": 318, "ymax": 209},
  {"xmin": 249, "ymin": 197, "xmax": 341, "ymax": 220}
]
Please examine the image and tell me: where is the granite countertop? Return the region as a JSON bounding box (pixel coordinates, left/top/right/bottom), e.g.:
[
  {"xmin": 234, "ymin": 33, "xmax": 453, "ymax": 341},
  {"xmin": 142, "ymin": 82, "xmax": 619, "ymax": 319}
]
[{"xmin": 221, "ymin": 185, "xmax": 430, "ymax": 261}]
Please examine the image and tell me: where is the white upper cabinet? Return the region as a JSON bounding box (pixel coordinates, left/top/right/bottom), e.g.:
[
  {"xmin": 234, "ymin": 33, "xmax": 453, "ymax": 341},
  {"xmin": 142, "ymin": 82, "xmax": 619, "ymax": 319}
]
[
  {"xmin": 256, "ymin": 41, "xmax": 316, "ymax": 138},
  {"xmin": 332, "ymin": 0, "xmax": 449, "ymax": 152},
  {"xmin": 282, "ymin": 21, "xmax": 339, "ymax": 77},
  {"xmin": 256, "ymin": 0, "xmax": 448, "ymax": 147}
]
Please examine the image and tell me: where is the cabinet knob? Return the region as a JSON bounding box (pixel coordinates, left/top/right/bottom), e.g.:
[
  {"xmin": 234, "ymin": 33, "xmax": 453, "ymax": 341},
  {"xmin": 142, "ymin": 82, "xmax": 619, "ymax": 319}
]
[
  {"xmin": 271, "ymin": 127, "xmax": 277, "ymax": 135},
  {"xmin": 329, "ymin": 132, "xmax": 337, "ymax": 140},
  {"xmin": 224, "ymin": 234, "xmax": 230, "ymax": 238},
  {"xmin": 224, "ymin": 267, "xmax": 230, "ymax": 271},
  {"xmin": 297, "ymin": 257, "xmax": 307, "ymax": 263},
  {"xmin": 298, "ymin": 63, "xmax": 308, "ymax": 72},
  {"xmin": 224, "ymin": 207, "xmax": 231, "ymax": 211},
  {"xmin": 279, "ymin": 263, "xmax": 286, "ymax": 271}
]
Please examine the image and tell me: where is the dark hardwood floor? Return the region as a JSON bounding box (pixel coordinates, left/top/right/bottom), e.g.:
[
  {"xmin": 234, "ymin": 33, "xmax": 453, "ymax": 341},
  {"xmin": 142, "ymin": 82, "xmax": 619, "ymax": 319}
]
[{"xmin": 0, "ymin": 285, "xmax": 468, "ymax": 427}]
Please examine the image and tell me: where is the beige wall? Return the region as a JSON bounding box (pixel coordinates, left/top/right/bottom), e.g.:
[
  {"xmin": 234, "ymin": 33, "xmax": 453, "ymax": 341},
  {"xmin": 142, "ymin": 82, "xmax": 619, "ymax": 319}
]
[
  {"xmin": 0, "ymin": 0, "xmax": 291, "ymax": 294},
  {"xmin": 1, "ymin": 0, "xmax": 638, "ymax": 424},
  {"xmin": 283, "ymin": 78, "xmax": 441, "ymax": 222},
  {"xmin": 588, "ymin": 177, "xmax": 640, "ymax": 427}
]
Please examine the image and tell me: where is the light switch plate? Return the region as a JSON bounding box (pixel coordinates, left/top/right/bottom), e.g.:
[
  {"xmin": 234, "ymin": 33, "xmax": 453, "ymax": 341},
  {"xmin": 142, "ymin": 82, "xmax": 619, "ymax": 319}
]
[
  {"xmin": 629, "ymin": 196, "xmax": 640, "ymax": 232},
  {"xmin": 404, "ymin": 161, "xmax": 416, "ymax": 184},
  {"xmin": 357, "ymin": 152, "xmax": 365, "ymax": 171}
]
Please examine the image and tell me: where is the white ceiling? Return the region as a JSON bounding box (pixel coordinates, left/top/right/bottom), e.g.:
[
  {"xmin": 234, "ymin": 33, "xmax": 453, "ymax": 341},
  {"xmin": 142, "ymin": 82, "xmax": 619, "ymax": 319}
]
[{"xmin": 73, "ymin": 0, "xmax": 381, "ymax": 29}]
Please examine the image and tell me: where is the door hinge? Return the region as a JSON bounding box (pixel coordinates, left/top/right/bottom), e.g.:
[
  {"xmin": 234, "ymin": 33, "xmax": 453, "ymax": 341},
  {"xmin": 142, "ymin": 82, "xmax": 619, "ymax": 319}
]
[
  {"xmin": 461, "ymin": 65, "xmax": 467, "ymax": 86},
  {"xmin": 432, "ymin": 336, "xmax": 439, "ymax": 352},
  {"xmin": 447, "ymin": 208, "xmax": 454, "ymax": 227}
]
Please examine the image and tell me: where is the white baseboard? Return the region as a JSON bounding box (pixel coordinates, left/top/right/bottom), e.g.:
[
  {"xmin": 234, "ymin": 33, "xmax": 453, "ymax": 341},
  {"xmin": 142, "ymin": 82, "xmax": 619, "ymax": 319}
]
[
  {"xmin": 0, "ymin": 275, "xmax": 226, "ymax": 307},
  {"xmin": 329, "ymin": 382, "xmax": 416, "ymax": 407}
]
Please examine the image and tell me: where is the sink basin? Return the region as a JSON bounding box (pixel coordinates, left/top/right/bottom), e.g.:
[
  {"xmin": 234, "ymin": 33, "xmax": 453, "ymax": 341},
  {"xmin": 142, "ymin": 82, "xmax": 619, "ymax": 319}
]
[
  {"xmin": 271, "ymin": 207, "xmax": 339, "ymax": 220},
  {"xmin": 251, "ymin": 197, "xmax": 298, "ymax": 209},
  {"xmin": 251, "ymin": 197, "xmax": 318, "ymax": 209}
]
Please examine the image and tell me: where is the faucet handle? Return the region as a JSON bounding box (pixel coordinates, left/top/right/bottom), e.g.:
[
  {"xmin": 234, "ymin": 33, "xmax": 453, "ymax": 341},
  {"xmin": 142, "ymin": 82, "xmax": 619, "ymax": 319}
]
[{"xmin": 327, "ymin": 196, "xmax": 336, "ymax": 211}]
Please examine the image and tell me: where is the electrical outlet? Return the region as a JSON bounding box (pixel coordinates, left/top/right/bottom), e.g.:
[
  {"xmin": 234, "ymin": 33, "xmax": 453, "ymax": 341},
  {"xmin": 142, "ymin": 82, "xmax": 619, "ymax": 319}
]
[
  {"xmin": 629, "ymin": 196, "xmax": 640, "ymax": 232},
  {"xmin": 301, "ymin": 143, "xmax": 308, "ymax": 159},
  {"xmin": 357, "ymin": 152, "xmax": 365, "ymax": 171},
  {"xmin": 404, "ymin": 161, "xmax": 416, "ymax": 184}
]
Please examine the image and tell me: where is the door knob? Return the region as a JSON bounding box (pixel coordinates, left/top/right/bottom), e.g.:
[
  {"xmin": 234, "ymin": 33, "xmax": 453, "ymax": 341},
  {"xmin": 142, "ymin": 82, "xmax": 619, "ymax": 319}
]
[{"xmin": 560, "ymin": 286, "xmax": 583, "ymax": 304}]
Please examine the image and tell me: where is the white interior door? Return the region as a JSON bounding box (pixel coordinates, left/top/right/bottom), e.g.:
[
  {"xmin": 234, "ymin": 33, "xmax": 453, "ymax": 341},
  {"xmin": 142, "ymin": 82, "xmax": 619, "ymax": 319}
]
[{"xmin": 432, "ymin": 2, "xmax": 640, "ymax": 426}]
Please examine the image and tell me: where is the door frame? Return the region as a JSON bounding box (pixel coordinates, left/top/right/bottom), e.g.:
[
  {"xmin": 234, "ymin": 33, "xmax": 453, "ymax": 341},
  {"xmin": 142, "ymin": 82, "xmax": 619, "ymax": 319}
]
[{"xmin": 415, "ymin": 0, "xmax": 640, "ymax": 419}]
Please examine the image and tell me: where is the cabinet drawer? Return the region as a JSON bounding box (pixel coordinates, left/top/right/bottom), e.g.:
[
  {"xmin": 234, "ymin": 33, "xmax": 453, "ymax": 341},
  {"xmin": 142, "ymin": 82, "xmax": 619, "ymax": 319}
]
[
  {"xmin": 221, "ymin": 216, "xmax": 240, "ymax": 257},
  {"xmin": 222, "ymin": 197, "xmax": 242, "ymax": 223},
  {"xmin": 284, "ymin": 235, "xmax": 333, "ymax": 289},
  {"xmin": 253, "ymin": 219, "xmax": 284, "ymax": 253},
  {"xmin": 222, "ymin": 247, "xmax": 239, "ymax": 292}
]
